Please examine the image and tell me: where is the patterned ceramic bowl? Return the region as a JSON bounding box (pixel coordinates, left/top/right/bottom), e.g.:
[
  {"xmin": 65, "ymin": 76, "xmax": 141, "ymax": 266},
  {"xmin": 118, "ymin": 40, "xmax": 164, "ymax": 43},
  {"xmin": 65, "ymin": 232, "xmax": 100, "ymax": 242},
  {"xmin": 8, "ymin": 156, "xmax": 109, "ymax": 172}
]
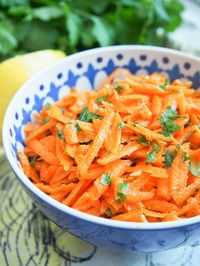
[{"xmin": 3, "ymin": 46, "xmax": 200, "ymax": 253}]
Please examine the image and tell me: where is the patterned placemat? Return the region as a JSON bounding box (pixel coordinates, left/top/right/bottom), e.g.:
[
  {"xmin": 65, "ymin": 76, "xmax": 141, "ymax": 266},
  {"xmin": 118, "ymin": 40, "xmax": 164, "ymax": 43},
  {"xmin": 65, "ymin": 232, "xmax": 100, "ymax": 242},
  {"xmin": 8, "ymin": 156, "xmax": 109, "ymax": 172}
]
[{"xmin": 0, "ymin": 148, "xmax": 200, "ymax": 266}]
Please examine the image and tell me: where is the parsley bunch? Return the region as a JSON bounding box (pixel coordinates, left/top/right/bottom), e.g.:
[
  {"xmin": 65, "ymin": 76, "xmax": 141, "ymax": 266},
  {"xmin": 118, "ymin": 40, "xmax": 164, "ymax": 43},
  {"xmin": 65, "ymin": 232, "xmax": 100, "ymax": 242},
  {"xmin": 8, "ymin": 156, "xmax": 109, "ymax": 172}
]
[{"xmin": 0, "ymin": 0, "xmax": 184, "ymax": 61}]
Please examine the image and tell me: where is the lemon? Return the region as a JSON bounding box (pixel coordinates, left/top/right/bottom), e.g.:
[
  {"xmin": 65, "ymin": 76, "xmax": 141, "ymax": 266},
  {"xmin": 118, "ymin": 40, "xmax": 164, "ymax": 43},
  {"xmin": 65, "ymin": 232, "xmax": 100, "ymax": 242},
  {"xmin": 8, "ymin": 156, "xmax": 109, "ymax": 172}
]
[{"xmin": 0, "ymin": 49, "xmax": 66, "ymax": 143}]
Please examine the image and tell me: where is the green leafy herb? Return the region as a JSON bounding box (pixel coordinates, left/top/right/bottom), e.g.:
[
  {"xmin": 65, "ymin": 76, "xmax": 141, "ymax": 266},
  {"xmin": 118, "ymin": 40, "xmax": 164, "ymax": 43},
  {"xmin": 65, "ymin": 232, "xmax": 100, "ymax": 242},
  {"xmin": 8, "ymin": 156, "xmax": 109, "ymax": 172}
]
[
  {"xmin": 42, "ymin": 117, "xmax": 49, "ymax": 124},
  {"xmin": 67, "ymin": 121, "xmax": 73, "ymax": 124},
  {"xmin": 137, "ymin": 135, "xmax": 150, "ymax": 147},
  {"xmin": 159, "ymin": 131, "xmax": 171, "ymax": 137},
  {"xmin": 189, "ymin": 161, "xmax": 200, "ymax": 176},
  {"xmin": 146, "ymin": 141, "xmax": 161, "ymax": 164},
  {"xmin": 183, "ymin": 151, "xmax": 190, "ymax": 161},
  {"xmin": 115, "ymin": 198, "xmax": 121, "ymax": 204},
  {"xmin": 78, "ymin": 107, "xmax": 101, "ymax": 123},
  {"xmin": 45, "ymin": 102, "xmax": 51, "ymax": 110},
  {"xmin": 158, "ymin": 106, "xmax": 181, "ymax": 135},
  {"xmin": 114, "ymin": 85, "xmax": 123, "ymax": 93},
  {"xmin": 30, "ymin": 156, "xmax": 37, "ymax": 167},
  {"xmin": 96, "ymin": 94, "xmax": 108, "ymax": 103},
  {"xmin": 118, "ymin": 121, "xmax": 124, "ymax": 131},
  {"xmin": 56, "ymin": 129, "xmax": 64, "ymax": 140},
  {"xmin": 159, "ymin": 79, "xmax": 170, "ymax": 91},
  {"xmin": 100, "ymin": 173, "xmax": 111, "ymax": 186},
  {"xmin": 75, "ymin": 123, "xmax": 81, "ymax": 132},
  {"xmin": 117, "ymin": 183, "xmax": 129, "ymax": 201},
  {"xmin": 59, "ymin": 107, "xmax": 66, "ymax": 114},
  {"xmin": 164, "ymin": 151, "xmax": 174, "ymax": 168},
  {"xmin": 0, "ymin": 1, "xmax": 184, "ymax": 61}
]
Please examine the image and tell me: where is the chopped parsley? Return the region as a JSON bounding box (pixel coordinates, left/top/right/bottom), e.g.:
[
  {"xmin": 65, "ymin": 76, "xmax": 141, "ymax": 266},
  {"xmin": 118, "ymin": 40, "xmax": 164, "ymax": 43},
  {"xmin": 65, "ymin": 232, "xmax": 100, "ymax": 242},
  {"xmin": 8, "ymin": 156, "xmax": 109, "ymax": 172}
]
[
  {"xmin": 117, "ymin": 183, "xmax": 129, "ymax": 201},
  {"xmin": 75, "ymin": 123, "xmax": 81, "ymax": 132},
  {"xmin": 30, "ymin": 156, "xmax": 37, "ymax": 167},
  {"xmin": 96, "ymin": 94, "xmax": 108, "ymax": 103},
  {"xmin": 159, "ymin": 79, "xmax": 170, "ymax": 91},
  {"xmin": 146, "ymin": 141, "xmax": 161, "ymax": 164},
  {"xmin": 78, "ymin": 107, "xmax": 101, "ymax": 123},
  {"xmin": 45, "ymin": 102, "xmax": 52, "ymax": 109},
  {"xmin": 114, "ymin": 85, "xmax": 123, "ymax": 93},
  {"xmin": 100, "ymin": 173, "xmax": 111, "ymax": 186},
  {"xmin": 137, "ymin": 135, "xmax": 150, "ymax": 147},
  {"xmin": 56, "ymin": 129, "xmax": 64, "ymax": 140},
  {"xmin": 189, "ymin": 161, "xmax": 200, "ymax": 176},
  {"xmin": 59, "ymin": 107, "xmax": 66, "ymax": 114},
  {"xmin": 118, "ymin": 121, "xmax": 124, "ymax": 131},
  {"xmin": 163, "ymin": 151, "xmax": 174, "ymax": 168},
  {"xmin": 158, "ymin": 107, "xmax": 181, "ymax": 135},
  {"xmin": 42, "ymin": 117, "xmax": 49, "ymax": 124}
]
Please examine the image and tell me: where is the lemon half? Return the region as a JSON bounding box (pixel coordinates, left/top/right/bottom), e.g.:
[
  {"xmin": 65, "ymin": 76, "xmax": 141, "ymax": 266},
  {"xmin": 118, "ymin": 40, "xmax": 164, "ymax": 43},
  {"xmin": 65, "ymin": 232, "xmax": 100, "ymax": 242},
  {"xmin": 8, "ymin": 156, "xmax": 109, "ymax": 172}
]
[{"xmin": 0, "ymin": 49, "xmax": 66, "ymax": 143}]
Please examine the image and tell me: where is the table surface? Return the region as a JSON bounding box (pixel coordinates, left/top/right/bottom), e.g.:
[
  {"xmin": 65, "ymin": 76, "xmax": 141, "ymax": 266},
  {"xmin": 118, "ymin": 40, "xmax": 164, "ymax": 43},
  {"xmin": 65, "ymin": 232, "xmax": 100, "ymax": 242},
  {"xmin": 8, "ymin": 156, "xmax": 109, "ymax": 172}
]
[{"xmin": 1, "ymin": 150, "xmax": 200, "ymax": 266}]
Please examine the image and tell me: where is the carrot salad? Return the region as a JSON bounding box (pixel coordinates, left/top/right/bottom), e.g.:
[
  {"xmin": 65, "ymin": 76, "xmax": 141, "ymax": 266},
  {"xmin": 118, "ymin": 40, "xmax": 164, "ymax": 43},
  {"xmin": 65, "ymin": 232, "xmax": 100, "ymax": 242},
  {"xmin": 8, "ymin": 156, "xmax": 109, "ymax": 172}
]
[{"xmin": 18, "ymin": 68, "xmax": 200, "ymax": 222}]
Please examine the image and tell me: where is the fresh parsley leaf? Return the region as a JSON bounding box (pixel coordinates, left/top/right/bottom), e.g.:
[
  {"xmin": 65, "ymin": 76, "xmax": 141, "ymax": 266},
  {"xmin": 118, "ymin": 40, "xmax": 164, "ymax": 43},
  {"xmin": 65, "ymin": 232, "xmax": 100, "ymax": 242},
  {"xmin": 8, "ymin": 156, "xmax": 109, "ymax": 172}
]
[
  {"xmin": 118, "ymin": 121, "xmax": 124, "ymax": 131},
  {"xmin": 78, "ymin": 107, "xmax": 88, "ymax": 121},
  {"xmin": 96, "ymin": 94, "xmax": 108, "ymax": 103},
  {"xmin": 87, "ymin": 112, "xmax": 101, "ymax": 122},
  {"xmin": 45, "ymin": 102, "xmax": 52, "ymax": 109},
  {"xmin": 189, "ymin": 161, "xmax": 200, "ymax": 176},
  {"xmin": 137, "ymin": 135, "xmax": 150, "ymax": 147},
  {"xmin": 183, "ymin": 151, "xmax": 190, "ymax": 161},
  {"xmin": 164, "ymin": 151, "xmax": 174, "ymax": 168},
  {"xmin": 114, "ymin": 85, "xmax": 123, "ymax": 93},
  {"xmin": 160, "ymin": 106, "xmax": 180, "ymax": 121},
  {"xmin": 117, "ymin": 183, "xmax": 129, "ymax": 201},
  {"xmin": 159, "ymin": 131, "xmax": 171, "ymax": 137},
  {"xmin": 146, "ymin": 141, "xmax": 161, "ymax": 164},
  {"xmin": 159, "ymin": 107, "xmax": 181, "ymax": 135},
  {"xmin": 30, "ymin": 156, "xmax": 37, "ymax": 167},
  {"xmin": 78, "ymin": 107, "xmax": 101, "ymax": 123},
  {"xmin": 75, "ymin": 123, "xmax": 81, "ymax": 132},
  {"xmin": 59, "ymin": 107, "xmax": 66, "ymax": 114},
  {"xmin": 159, "ymin": 79, "xmax": 170, "ymax": 91},
  {"xmin": 115, "ymin": 198, "xmax": 121, "ymax": 204},
  {"xmin": 56, "ymin": 129, "xmax": 64, "ymax": 140},
  {"xmin": 42, "ymin": 117, "xmax": 49, "ymax": 124},
  {"xmin": 100, "ymin": 173, "xmax": 111, "ymax": 186}
]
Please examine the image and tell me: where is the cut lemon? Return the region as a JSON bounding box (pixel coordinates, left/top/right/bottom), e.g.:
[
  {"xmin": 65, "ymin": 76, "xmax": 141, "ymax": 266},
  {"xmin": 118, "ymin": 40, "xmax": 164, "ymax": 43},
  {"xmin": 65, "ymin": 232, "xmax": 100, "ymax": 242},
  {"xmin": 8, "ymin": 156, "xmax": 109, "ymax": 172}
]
[{"xmin": 0, "ymin": 49, "xmax": 66, "ymax": 143}]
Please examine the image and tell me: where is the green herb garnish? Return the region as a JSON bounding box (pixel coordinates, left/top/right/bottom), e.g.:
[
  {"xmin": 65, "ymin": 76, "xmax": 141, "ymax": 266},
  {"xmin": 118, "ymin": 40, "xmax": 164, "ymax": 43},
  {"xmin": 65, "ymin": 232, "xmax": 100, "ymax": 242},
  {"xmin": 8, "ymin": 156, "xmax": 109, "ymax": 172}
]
[
  {"xmin": 96, "ymin": 94, "xmax": 108, "ymax": 103},
  {"xmin": 56, "ymin": 129, "xmax": 64, "ymax": 140},
  {"xmin": 30, "ymin": 156, "xmax": 37, "ymax": 167},
  {"xmin": 75, "ymin": 123, "xmax": 81, "ymax": 132},
  {"xmin": 189, "ymin": 161, "xmax": 200, "ymax": 176},
  {"xmin": 159, "ymin": 79, "xmax": 170, "ymax": 91},
  {"xmin": 100, "ymin": 173, "xmax": 111, "ymax": 186},
  {"xmin": 146, "ymin": 141, "xmax": 161, "ymax": 164},
  {"xmin": 118, "ymin": 121, "xmax": 124, "ymax": 131},
  {"xmin": 42, "ymin": 117, "xmax": 49, "ymax": 124},
  {"xmin": 78, "ymin": 107, "xmax": 101, "ymax": 123},
  {"xmin": 164, "ymin": 151, "xmax": 174, "ymax": 168},
  {"xmin": 114, "ymin": 85, "xmax": 123, "ymax": 93},
  {"xmin": 137, "ymin": 135, "xmax": 150, "ymax": 147},
  {"xmin": 45, "ymin": 102, "xmax": 51, "ymax": 110},
  {"xmin": 158, "ymin": 107, "xmax": 181, "ymax": 135},
  {"xmin": 59, "ymin": 107, "xmax": 66, "ymax": 114},
  {"xmin": 117, "ymin": 183, "xmax": 129, "ymax": 201}
]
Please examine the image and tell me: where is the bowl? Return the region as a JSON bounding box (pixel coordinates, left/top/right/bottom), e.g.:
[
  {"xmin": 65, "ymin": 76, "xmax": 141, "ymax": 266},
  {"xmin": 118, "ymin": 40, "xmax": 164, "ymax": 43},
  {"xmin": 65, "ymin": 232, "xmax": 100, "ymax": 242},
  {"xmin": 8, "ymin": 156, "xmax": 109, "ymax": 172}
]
[{"xmin": 3, "ymin": 45, "xmax": 200, "ymax": 253}]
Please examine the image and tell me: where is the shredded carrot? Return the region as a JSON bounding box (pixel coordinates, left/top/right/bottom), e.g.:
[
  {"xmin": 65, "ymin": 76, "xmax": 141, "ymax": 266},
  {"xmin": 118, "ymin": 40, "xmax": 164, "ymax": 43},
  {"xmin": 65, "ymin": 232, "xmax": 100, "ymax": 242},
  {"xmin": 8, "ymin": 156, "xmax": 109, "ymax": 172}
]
[{"xmin": 19, "ymin": 69, "xmax": 200, "ymax": 222}]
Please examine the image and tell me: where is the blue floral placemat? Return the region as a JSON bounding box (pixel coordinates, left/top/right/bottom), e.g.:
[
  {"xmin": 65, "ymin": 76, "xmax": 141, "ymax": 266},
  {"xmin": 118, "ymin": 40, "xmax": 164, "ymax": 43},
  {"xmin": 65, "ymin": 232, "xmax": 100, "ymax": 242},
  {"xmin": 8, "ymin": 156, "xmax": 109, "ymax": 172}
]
[{"xmin": 0, "ymin": 148, "xmax": 200, "ymax": 266}]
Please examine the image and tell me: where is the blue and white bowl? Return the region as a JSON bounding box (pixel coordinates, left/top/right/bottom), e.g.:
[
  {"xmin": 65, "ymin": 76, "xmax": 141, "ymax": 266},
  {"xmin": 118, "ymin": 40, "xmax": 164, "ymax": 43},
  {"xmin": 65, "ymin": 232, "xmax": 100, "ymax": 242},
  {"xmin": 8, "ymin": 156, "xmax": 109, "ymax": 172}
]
[{"xmin": 3, "ymin": 46, "xmax": 200, "ymax": 253}]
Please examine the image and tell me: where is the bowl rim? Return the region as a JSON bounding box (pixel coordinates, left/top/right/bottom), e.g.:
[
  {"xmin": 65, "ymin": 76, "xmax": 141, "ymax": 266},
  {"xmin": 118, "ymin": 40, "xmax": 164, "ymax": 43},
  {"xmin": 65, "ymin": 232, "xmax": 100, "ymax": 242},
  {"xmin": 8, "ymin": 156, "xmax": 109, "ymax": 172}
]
[{"xmin": 3, "ymin": 45, "xmax": 200, "ymax": 230}]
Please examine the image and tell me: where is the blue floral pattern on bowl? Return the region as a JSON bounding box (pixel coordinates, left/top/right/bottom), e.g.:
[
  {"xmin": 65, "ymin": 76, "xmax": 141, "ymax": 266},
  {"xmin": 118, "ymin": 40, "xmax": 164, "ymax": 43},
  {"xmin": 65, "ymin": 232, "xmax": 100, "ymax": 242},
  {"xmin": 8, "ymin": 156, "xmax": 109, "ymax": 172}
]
[{"xmin": 3, "ymin": 46, "xmax": 200, "ymax": 253}]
